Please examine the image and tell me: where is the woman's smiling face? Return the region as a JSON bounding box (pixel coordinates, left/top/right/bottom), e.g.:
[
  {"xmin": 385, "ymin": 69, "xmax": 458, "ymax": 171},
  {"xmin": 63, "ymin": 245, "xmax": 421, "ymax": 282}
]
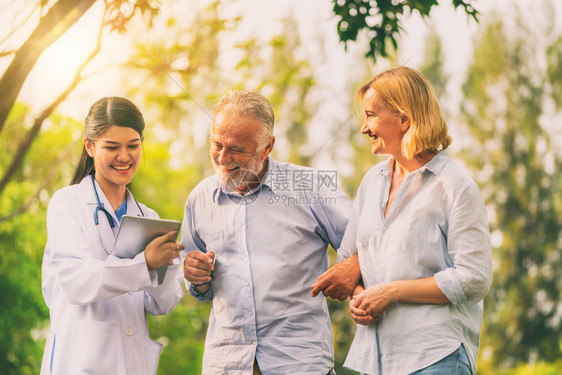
[
  {"xmin": 360, "ymin": 87, "xmax": 407, "ymax": 157},
  {"xmin": 85, "ymin": 125, "xmax": 142, "ymax": 190}
]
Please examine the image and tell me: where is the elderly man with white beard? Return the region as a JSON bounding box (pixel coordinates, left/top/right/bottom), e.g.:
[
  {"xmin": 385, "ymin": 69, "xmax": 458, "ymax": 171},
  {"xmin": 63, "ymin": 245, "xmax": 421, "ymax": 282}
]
[{"xmin": 181, "ymin": 90, "xmax": 359, "ymax": 375}]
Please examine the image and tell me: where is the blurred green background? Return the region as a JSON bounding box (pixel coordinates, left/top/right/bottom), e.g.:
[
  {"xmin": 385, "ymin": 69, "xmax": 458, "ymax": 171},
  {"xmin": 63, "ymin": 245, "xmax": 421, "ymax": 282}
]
[{"xmin": 1, "ymin": 0, "xmax": 561, "ymax": 374}]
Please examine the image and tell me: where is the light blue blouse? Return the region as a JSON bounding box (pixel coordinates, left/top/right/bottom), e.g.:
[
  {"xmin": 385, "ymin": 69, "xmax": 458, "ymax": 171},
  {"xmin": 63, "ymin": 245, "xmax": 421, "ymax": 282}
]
[{"xmin": 338, "ymin": 151, "xmax": 492, "ymax": 374}]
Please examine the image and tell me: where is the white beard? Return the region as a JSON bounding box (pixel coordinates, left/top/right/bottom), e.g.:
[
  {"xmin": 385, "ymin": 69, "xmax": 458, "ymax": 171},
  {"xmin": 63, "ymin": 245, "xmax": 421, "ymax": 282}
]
[{"xmin": 212, "ymin": 154, "xmax": 264, "ymax": 190}]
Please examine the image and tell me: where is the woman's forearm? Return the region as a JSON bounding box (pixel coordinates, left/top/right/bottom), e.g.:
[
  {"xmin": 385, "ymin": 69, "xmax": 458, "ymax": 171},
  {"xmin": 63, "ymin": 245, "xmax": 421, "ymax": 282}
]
[{"xmin": 386, "ymin": 276, "xmax": 450, "ymax": 305}]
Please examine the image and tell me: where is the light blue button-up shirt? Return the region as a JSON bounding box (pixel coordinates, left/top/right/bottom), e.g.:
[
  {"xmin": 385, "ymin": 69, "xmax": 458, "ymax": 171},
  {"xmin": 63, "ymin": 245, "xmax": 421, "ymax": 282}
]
[
  {"xmin": 181, "ymin": 157, "xmax": 351, "ymax": 375},
  {"xmin": 339, "ymin": 151, "xmax": 492, "ymax": 375}
]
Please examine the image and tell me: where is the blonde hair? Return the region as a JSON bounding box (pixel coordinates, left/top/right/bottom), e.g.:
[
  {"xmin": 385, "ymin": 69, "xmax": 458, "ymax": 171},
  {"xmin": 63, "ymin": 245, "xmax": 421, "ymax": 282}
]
[{"xmin": 358, "ymin": 66, "xmax": 451, "ymax": 160}]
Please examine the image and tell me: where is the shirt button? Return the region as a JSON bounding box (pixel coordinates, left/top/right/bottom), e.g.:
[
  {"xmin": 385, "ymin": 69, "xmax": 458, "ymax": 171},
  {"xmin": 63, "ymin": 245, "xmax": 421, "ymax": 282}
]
[
  {"xmin": 126, "ymin": 329, "xmax": 133, "ymax": 336},
  {"xmin": 244, "ymin": 252, "xmax": 247, "ymax": 257},
  {"xmin": 248, "ymin": 311, "xmax": 253, "ymax": 316},
  {"xmin": 253, "ymin": 341, "xmax": 257, "ymax": 345},
  {"xmin": 246, "ymin": 282, "xmax": 250, "ymax": 286}
]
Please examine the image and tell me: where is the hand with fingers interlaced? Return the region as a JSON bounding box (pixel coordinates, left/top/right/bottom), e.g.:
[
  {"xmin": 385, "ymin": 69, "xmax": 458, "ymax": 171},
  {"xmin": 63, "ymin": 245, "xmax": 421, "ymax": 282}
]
[{"xmin": 348, "ymin": 283, "xmax": 393, "ymax": 325}]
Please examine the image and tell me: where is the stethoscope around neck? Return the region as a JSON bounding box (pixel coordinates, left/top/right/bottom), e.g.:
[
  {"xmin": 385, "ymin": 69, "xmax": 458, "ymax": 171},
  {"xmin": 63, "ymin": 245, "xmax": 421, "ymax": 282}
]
[{"xmin": 91, "ymin": 174, "xmax": 144, "ymax": 254}]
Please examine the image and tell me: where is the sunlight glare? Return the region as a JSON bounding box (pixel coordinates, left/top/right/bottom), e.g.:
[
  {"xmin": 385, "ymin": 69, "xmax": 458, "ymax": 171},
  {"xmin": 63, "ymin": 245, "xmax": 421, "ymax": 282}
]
[{"xmin": 39, "ymin": 24, "xmax": 97, "ymax": 87}]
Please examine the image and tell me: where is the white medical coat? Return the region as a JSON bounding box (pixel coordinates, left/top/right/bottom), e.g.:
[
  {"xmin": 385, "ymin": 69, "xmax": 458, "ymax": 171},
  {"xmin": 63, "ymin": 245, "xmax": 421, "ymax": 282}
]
[{"xmin": 40, "ymin": 176, "xmax": 184, "ymax": 375}]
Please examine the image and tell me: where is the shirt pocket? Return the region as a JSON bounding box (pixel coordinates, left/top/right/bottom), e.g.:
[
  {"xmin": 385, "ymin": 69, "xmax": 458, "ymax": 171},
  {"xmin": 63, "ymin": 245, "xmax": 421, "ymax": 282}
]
[
  {"xmin": 203, "ymin": 232, "xmax": 228, "ymax": 277},
  {"xmin": 62, "ymin": 320, "xmax": 126, "ymax": 374},
  {"xmin": 144, "ymin": 338, "xmax": 163, "ymax": 375}
]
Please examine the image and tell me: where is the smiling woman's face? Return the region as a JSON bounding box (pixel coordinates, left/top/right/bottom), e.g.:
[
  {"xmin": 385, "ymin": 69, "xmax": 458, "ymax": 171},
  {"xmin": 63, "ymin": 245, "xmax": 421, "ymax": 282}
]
[
  {"xmin": 360, "ymin": 88, "xmax": 406, "ymax": 157},
  {"xmin": 85, "ymin": 125, "xmax": 142, "ymax": 190}
]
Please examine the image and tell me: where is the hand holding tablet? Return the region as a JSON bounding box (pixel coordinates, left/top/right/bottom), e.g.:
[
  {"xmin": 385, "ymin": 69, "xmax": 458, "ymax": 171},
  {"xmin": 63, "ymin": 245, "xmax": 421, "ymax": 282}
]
[{"xmin": 112, "ymin": 215, "xmax": 182, "ymax": 284}]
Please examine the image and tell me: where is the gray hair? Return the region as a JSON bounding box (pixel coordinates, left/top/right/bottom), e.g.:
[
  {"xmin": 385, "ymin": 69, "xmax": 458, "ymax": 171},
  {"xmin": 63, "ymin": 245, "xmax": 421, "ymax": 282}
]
[{"xmin": 214, "ymin": 90, "xmax": 274, "ymax": 149}]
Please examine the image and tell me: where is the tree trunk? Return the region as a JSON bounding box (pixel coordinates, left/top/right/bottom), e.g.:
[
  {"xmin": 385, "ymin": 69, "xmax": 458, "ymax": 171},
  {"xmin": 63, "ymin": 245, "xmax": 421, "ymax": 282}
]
[
  {"xmin": 0, "ymin": 0, "xmax": 96, "ymax": 133},
  {"xmin": 0, "ymin": 3, "xmax": 104, "ymax": 199}
]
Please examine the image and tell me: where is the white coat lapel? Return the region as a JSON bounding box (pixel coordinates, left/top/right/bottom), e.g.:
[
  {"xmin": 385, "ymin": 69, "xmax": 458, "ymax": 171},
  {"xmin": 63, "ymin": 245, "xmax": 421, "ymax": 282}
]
[
  {"xmin": 125, "ymin": 188, "xmax": 144, "ymax": 217},
  {"xmin": 81, "ymin": 176, "xmax": 118, "ymax": 245}
]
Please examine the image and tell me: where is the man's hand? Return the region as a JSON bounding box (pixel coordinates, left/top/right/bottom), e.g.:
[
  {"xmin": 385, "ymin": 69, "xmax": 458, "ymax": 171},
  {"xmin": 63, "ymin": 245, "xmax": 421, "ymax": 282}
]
[
  {"xmin": 352, "ymin": 283, "xmax": 365, "ymax": 297},
  {"xmin": 183, "ymin": 251, "xmax": 215, "ymax": 293},
  {"xmin": 311, "ymin": 254, "xmax": 361, "ymax": 301}
]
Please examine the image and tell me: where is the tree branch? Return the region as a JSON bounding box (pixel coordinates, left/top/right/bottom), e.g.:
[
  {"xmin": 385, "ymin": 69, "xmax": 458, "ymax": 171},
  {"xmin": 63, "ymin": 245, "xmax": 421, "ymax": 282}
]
[
  {"xmin": 0, "ymin": 50, "xmax": 17, "ymax": 58},
  {"xmin": 0, "ymin": 0, "xmax": 96, "ymax": 134},
  {"xmin": 0, "ymin": 3, "xmax": 40, "ymax": 46},
  {"xmin": 0, "ymin": 9, "xmax": 104, "ymax": 199}
]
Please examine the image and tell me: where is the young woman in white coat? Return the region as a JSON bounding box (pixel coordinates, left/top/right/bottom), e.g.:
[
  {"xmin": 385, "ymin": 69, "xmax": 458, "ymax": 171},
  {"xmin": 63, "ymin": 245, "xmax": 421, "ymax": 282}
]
[{"xmin": 41, "ymin": 97, "xmax": 185, "ymax": 375}]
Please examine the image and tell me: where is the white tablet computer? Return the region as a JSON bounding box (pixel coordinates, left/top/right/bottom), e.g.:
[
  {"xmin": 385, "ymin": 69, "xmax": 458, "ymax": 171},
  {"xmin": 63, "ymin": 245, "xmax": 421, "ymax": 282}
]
[{"xmin": 112, "ymin": 215, "xmax": 181, "ymax": 284}]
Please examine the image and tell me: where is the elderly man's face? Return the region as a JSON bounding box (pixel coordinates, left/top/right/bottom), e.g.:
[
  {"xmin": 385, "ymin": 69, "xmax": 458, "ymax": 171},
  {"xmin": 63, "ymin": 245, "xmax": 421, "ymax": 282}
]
[{"xmin": 210, "ymin": 109, "xmax": 273, "ymax": 193}]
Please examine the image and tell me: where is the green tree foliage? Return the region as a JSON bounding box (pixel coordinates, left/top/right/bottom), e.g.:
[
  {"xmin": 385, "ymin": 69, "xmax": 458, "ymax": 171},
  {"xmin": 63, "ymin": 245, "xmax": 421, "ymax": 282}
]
[
  {"xmin": 127, "ymin": 0, "xmax": 232, "ymax": 212},
  {"xmin": 459, "ymin": 13, "xmax": 562, "ymax": 369},
  {"xmin": 148, "ymin": 301, "xmax": 211, "ymax": 374},
  {"xmin": 546, "ymin": 36, "xmax": 562, "ymax": 110},
  {"xmin": 331, "ymin": 0, "xmax": 478, "ymax": 62},
  {"xmin": 235, "ymin": 17, "xmax": 316, "ymax": 166},
  {"xmin": 0, "ymin": 215, "xmax": 48, "ymax": 375},
  {"xmin": 418, "ymin": 28, "xmax": 447, "ymax": 99},
  {"xmin": 0, "ymin": 104, "xmax": 81, "ymax": 374}
]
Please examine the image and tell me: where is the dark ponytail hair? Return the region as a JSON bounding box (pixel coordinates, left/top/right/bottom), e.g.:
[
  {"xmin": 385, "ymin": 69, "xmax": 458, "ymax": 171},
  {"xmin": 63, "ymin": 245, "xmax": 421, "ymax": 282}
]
[{"xmin": 70, "ymin": 97, "xmax": 145, "ymax": 185}]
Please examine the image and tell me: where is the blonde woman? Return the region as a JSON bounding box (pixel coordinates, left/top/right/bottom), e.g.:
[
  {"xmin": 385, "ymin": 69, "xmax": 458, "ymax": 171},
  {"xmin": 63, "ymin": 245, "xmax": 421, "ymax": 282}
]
[{"xmin": 340, "ymin": 67, "xmax": 492, "ymax": 374}]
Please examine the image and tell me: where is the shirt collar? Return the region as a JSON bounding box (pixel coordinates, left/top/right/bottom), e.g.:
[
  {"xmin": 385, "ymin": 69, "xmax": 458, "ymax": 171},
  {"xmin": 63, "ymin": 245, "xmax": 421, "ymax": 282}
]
[
  {"xmin": 378, "ymin": 150, "xmax": 449, "ymax": 177},
  {"xmin": 211, "ymin": 156, "xmax": 276, "ymax": 203},
  {"xmin": 260, "ymin": 156, "xmax": 278, "ymax": 193},
  {"xmin": 379, "ymin": 156, "xmax": 394, "ymax": 176},
  {"xmin": 418, "ymin": 150, "xmax": 449, "ymax": 175}
]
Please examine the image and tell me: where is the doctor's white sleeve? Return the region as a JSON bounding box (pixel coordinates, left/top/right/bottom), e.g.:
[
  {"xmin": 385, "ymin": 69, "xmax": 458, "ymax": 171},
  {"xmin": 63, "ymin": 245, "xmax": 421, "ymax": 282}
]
[{"xmin": 144, "ymin": 257, "xmax": 184, "ymax": 315}]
